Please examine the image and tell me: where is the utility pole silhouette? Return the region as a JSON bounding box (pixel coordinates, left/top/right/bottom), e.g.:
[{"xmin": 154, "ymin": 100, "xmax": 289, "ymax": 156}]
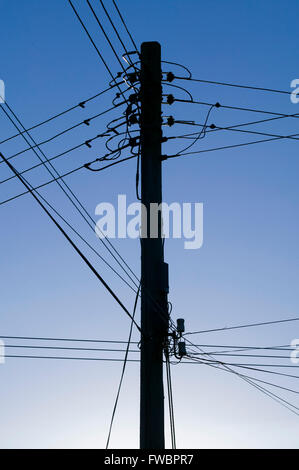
[{"xmin": 140, "ymin": 41, "xmax": 169, "ymax": 449}]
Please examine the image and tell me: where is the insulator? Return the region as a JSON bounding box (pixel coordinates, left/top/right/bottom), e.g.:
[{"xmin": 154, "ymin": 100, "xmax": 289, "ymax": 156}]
[
  {"xmin": 166, "ymin": 94, "xmax": 175, "ymax": 105},
  {"xmin": 166, "ymin": 72, "xmax": 175, "ymax": 83},
  {"xmin": 167, "ymin": 116, "xmax": 175, "ymax": 127}
]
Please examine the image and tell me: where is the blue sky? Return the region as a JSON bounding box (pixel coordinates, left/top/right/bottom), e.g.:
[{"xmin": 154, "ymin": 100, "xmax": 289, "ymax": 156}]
[{"xmin": 0, "ymin": 0, "xmax": 299, "ymax": 448}]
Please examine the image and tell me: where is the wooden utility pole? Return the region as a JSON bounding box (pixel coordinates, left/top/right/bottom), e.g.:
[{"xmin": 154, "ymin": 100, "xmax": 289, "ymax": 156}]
[{"xmin": 140, "ymin": 41, "xmax": 169, "ymax": 449}]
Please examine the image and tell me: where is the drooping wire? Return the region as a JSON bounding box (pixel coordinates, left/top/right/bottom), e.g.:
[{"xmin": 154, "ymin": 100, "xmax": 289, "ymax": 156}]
[
  {"xmin": 173, "ymin": 104, "xmax": 215, "ymax": 156},
  {"xmin": 165, "ymin": 351, "xmax": 176, "ymax": 449},
  {"xmin": 106, "ymin": 284, "xmax": 140, "ymax": 449}
]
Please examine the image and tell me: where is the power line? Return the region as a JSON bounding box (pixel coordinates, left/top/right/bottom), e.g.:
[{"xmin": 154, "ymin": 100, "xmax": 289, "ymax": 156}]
[
  {"xmin": 165, "ymin": 352, "xmax": 176, "ymax": 449},
  {"xmin": 3, "ymin": 344, "xmax": 139, "ymax": 353},
  {"xmin": 99, "ymin": 0, "xmax": 129, "ymax": 54},
  {"xmin": 192, "ymin": 352, "xmax": 292, "ymax": 359},
  {"xmin": 173, "ymin": 97, "xmax": 299, "ymax": 119},
  {"xmin": 0, "ymin": 334, "xmax": 139, "ymax": 344},
  {"xmin": 4, "ymin": 354, "xmax": 140, "ymax": 362},
  {"xmin": 0, "ymin": 103, "xmax": 168, "ymax": 329},
  {"xmin": 179, "ymin": 330, "xmax": 299, "ymax": 419},
  {"xmin": 165, "ymin": 132, "xmax": 299, "ymax": 160},
  {"xmin": 184, "ymin": 317, "xmax": 299, "ymax": 336},
  {"xmin": 106, "ymin": 284, "xmax": 140, "ymax": 449},
  {"xmin": 0, "ymin": 102, "xmax": 125, "ymax": 165},
  {"xmin": 192, "ymin": 358, "xmax": 299, "ymax": 368},
  {"xmin": 184, "ymin": 357, "xmax": 299, "ymax": 380},
  {"xmin": 0, "ymin": 154, "xmax": 135, "ymax": 206},
  {"xmin": 172, "ymin": 124, "xmax": 299, "ymax": 143},
  {"xmin": 0, "ymin": 82, "xmax": 123, "ymax": 146},
  {"xmin": 173, "ymin": 104, "xmax": 214, "ymax": 156},
  {"xmin": 68, "ymin": 0, "xmax": 132, "ymax": 111},
  {"xmin": 173, "ymin": 75, "xmax": 291, "ymax": 96},
  {"xmin": 184, "ymin": 357, "xmax": 299, "ymax": 416},
  {"xmin": 86, "ymin": 0, "xmax": 126, "ymax": 73},
  {"xmin": 184, "ymin": 355, "xmax": 299, "ymax": 417},
  {"xmin": 67, "ymin": 0, "xmax": 150, "ymax": 312},
  {"xmin": 212, "ymin": 124, "xmax": 299, "ymax": 141},
  {"xmin": 0, "ymin": 152, "xmax": 142, "ymax": 334},
  {"xmin": 0, "ymin": 112, "xmax": 139, "ymax": 294},
  {"xmin": 182, "ymin": 343, "xmax": 291, "ymax": 350},
  {"xmin": 112, "ymin": 0, "xmax": 138, "ymax": 51},
  {"xmin": 190, "ymin": 360, "xmax": 299, "ymax": 396},
  {"xmin": 173, "ymin": 112, "xmax": 299, "ymax": 139},
  {"xmin": 0, "ymin": 131, "xmax": 109, "ymax": 185},
  {"xmin": 68, "ymin": 3, "xmax": 172, "ymax": 335},
  {"xmin": 68, "ymin": 0, "xmax": 121, "ymax": 88},
  {"xmin": 86, "ymin": 0, "xmax": 141, "ymax": 134}
]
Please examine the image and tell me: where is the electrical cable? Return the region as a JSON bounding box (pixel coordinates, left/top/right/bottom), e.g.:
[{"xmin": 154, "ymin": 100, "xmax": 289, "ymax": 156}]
[
  {"xmin": 0, "ymin": 82, "xmax": 123, "ymax": 146},
  {"xmin": 0, "ymin": 334, "xmax": 139, "ymax": 344},
  {"xmin": 106, "ymin": 284, "xmax": 140, "ymax": 449},
  {"xmin": 0, "ymin": 131, "xmax": 110, "ymax": 185},
  {"xmin": 173, "ymin": 98, "xmax": 299, "ymax": 119},
  {"xmin": 0, "ymin": 152, "xmax": 142, "ymax": 334},
  {"xmin": 165, "ymin": 132, "xmax": 299, "ymax": 160},
  {"xmin": 112, "ymin": 0, "xmax": 138, "ymax": 51},
  {"xmin": 184, "ymin": 316, "xmax": 299, "ymax": 336},
  {"xmin": 3, "ymin": 344, "xmax": 139, "ymax": 353},
  {"xmin": 165, "ymin": 352, "xmax": 176, "ymax": 449},
  {"xmin": 0, "ymin": 102, "xmax": 125, "ymax": 164},
  {"xmin": 174, "ymin": 75, "xmax": 292, "ymax": 95}
]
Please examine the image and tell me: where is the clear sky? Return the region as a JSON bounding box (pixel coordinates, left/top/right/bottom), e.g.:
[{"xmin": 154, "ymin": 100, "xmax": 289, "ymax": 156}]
[{"xmin": 0, "ymin": 0, "xmax": 299, "ymax": 448}]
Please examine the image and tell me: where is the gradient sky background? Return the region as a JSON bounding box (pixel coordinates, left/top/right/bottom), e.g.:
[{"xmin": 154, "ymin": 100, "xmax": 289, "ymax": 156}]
[{"xmin": 0, "ymin": 0, "xmax": 299, "ymax": 448}]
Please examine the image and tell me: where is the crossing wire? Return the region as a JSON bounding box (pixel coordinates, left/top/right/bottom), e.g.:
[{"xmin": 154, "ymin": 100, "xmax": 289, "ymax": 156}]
[
  {"xmin": 106, "ymin": 284, "xmax": 140, "ymax": 449},
  {"xmin": 0, "ymin": 152, "xmax": 142, "ymax": 334},
  {"xmin": 173, "ymin": 75, "xmax": 292, "ymax": 95}
]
